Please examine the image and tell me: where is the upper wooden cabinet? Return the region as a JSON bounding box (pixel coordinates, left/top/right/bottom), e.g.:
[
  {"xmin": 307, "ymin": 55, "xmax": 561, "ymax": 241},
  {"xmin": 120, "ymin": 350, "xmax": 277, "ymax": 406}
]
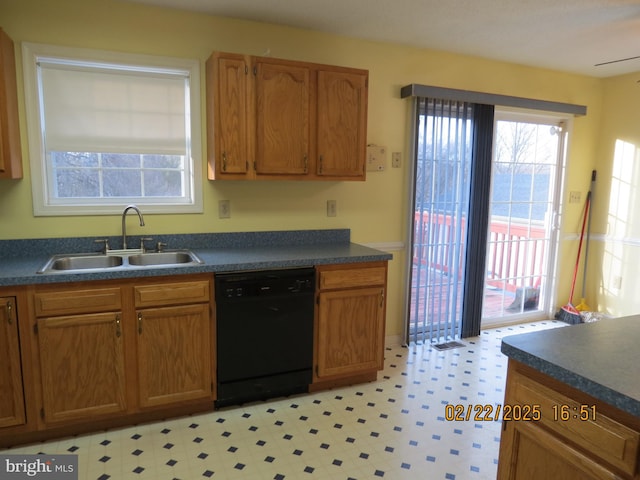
[
  {"xmin": 0, "ymin": 28, "xmax": 22, "ymax": 179},
  {"xmin": 208, "ymin": 53, "xmax": 250, "ymax": 177},
  {"xmin": 206, "ymin": 51, "xmax": 368, "ymax": 181},
  {"xmin": 316, "ymin": 70, "xmax": 367, "ymax": 178},
  {"xmin": 255, "ymin": 59, "xmax": 311, "ymax": 176}
]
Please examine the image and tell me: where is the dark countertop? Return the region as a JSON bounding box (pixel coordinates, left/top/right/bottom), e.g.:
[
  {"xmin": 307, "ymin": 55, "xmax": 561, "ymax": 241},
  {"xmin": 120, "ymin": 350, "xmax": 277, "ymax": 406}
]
[
  {"xmin": 0, "ymin": 229, "xmax": 393, "ymax": 286},
  {"xmin": 501, "ymin": 315, "xmax": 640, "ymax": 418}
]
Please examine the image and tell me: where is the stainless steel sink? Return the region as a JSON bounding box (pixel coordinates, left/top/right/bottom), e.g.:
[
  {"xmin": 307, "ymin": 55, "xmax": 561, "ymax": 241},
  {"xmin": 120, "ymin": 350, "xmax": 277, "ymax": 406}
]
[
  {"xmin": 39, "ymin": 253, "xmax": 124, "ymax": 273},
  {"xmin": 127, "ymin": 251, "xmax": 202, "ymax": 266},
  {"xmin": 37, "ymin": 249, "xmax": 203, "ymax": 274}
]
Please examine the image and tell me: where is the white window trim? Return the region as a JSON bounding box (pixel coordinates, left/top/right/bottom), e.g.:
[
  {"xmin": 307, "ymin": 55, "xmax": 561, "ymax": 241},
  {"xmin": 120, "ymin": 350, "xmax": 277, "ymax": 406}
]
[{"xmin": 22, "ymin": 42, "xmax": 203, "ymax": 216}]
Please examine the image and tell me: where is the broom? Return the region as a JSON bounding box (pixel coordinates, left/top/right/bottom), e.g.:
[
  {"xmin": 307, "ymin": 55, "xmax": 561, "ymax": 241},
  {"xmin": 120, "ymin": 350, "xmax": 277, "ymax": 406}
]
[
  {"xmin": 575, "ymin": 170, "xmax": 596, "ymax": 312},
  {"xmin": 555, "ymin": 189, "xmax": 591, "ymax": 324}
]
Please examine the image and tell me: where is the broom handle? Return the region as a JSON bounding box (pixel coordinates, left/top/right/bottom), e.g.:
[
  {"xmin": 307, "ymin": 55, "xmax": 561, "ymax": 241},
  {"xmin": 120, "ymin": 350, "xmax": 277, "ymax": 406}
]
[
  {"xmin": 569, "ymin": 191, "xmax": 590, "ymax": 304},
  {"xmin": 580, "ymin": 170, "xmax": 596, "ymax": 298}
]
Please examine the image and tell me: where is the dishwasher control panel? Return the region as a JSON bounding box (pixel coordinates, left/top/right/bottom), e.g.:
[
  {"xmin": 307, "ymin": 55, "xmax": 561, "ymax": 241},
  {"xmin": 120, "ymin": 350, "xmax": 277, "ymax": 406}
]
[{"xmin": 215, "ymin": 267, "xmax": 315, "ymax": 299}]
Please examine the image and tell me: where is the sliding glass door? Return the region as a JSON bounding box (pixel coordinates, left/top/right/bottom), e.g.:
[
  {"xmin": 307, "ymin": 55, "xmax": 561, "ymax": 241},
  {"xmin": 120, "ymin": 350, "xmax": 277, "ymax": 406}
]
[
  {"xmin": 482, "ymin": 111, "xmax": 566, "ymax": 325},
  {"xmin": 407, "ymin": 104, "xmax": 567, "ymax": 342}
]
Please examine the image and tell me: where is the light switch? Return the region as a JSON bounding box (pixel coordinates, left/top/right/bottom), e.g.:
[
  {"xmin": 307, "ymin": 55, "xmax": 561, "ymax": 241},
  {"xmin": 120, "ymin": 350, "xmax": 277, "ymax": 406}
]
[
  {"xmin": 392, "ymin": 152, "xmax": 401, "ymax": 168},
  {"xmin": 327, "ymin": 200, "xmax": 337, "ymax": 217}
]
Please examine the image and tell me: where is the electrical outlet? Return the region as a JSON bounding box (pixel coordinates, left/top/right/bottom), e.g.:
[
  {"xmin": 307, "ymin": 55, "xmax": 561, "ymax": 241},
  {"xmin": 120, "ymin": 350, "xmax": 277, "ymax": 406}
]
[
  {"xmin": 327, "ymin": 200, "xmax": 337, "ymax": 217},
  {"xmin": 218, "ymin": 200, "xmax": 230, "ymax": 219}
]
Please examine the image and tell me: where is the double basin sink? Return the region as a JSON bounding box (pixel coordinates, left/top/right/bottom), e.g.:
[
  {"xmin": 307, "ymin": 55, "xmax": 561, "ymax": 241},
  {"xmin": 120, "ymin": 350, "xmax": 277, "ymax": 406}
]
[{"xmin": 38, "ymin": 249, "xmax": 203, "ymax": 274}]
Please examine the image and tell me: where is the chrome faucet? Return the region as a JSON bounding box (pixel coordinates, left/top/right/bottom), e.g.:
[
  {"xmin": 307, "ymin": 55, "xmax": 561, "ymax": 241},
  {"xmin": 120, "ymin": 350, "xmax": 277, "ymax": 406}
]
[{"xmin": 122, "ymin": 204, "xmax": 145, "ymax": 250}]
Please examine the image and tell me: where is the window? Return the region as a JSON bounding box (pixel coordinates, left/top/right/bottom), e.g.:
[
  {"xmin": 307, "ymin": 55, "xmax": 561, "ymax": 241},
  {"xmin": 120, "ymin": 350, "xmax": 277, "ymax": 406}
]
[{"xmin": 22, "ymin": 43, "xmax": 202, "ymax": 215}]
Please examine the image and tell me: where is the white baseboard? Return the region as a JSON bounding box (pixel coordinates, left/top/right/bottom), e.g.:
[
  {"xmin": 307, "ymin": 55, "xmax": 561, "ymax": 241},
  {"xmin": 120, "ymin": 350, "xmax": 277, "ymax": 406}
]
[{"xmin": 385, "ymin": 334, "xmax": 404, "ymax": 347}]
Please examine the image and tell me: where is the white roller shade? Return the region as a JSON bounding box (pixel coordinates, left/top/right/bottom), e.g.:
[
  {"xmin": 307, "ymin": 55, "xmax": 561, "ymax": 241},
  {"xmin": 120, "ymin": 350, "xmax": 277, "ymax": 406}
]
[{"xmin": 38, "ymin": 60, "xmax": 188, "ymax": 155}]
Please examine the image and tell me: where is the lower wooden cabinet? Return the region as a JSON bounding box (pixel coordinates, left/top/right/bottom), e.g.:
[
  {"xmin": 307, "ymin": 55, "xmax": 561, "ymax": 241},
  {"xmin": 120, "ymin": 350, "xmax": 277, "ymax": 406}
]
[
  {"xmin": 136, "ymin": 304, "xmax": 211, "ymax": 408},
  {"xmin": 134, "ymin": 280, "xmax": 212, "ymax": 408},
  {"xmin": 37, "ymin": 312, "xmax": 127, "ymax": 424},
  {"xmin": 499, "ymin": 417, "xmax": 625, "ymax": 480},
  {"xmin": 27, "ymin": 275, "xmax": 214, "ymax": 432},
  {"xmin": 314, "ymin": 263, "xmax": 387, "ymax": 388},
  {"xmin": 0, "ymin": 297, "xmax": 25, "ymax": 428},
  {"xmin": 498, "ymin": 361, "xmax": 640, "ymax": 479},
  {"xmin": 0, "ymin": 262, "xmax": 388, "ymax": 446},
  {"xmin": 33, "ymin": 286, "xmax": 126, "ymax": 425}
]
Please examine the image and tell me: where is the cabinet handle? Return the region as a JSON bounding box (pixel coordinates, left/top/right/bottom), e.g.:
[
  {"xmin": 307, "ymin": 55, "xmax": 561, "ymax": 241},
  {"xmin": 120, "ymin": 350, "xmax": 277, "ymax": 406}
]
[
  {"xmin": 115, "ymin": 314, "xmax": 121, "ymax": 337},
  {"xmin": 222, "ymin": 151, "xmax": 227, "ymax": 171},
  {"xmin": 137, "ymin": 312, "xmax": 143, "ymax": 334},
  {"xmin": 303, "ymin": 154, "xmax": 308, "ymax": 173},
  {"xmin": 5, "ymin": 300, "xmax": 13, "ymax": 325},
  {"xmin": 380, "ymin": 289, "xmax": 385, "ymax": 308},
  {"xmin": 318, "ymin": 155, "xmax": 323, "ymax": 174}
]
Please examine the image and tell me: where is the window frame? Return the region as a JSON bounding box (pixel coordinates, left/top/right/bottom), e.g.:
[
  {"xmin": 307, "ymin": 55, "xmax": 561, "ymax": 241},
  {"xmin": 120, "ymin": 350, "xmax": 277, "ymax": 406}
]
[{"xmin": 22, "ymin": 42, "xmax": 203, "ymax": 216}]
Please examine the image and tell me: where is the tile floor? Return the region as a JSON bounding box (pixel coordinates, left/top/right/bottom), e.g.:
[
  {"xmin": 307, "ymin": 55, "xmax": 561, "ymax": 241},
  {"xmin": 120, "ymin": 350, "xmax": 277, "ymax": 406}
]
[{"xmin": 3, "ymin": 320, "xmax": 566, "ymax": 480}]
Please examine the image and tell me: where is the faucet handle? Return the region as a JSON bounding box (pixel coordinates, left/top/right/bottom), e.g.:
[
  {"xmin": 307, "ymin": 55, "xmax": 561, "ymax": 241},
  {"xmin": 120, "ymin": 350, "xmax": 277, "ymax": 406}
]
[
  {"xmin": 156, "ymin": 241, "xmax": 167, "ymax": 253},
  {"xmin": 140, "ymin": 237, "xmax": 154, "ymax": 252},
  {"xmin": 94, "ymin": 238, "xmax": 110, "ymax": 254}
]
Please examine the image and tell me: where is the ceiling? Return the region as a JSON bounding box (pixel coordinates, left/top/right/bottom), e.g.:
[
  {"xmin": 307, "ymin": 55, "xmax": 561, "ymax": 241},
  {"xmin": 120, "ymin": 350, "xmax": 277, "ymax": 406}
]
[{"xmin": 127, "ymin": 0, "xmax": 640, "ymax": 78}]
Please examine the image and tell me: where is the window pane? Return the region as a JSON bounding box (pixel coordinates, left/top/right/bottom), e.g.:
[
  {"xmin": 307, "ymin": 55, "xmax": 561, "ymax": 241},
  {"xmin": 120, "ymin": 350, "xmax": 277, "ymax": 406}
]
[
  {"xmin": 143, "ymin": 154, "xmax": 183, "ymax": 169},
  {"xmin": 144, "ymin": 170, "xmax": 183, "ymax": 196},
  {"xmin": 103, "ymin": 153, "xmax": 141, "ymax": 168},
  {"xmin": 55, "ymin": 168, "xmax": 100, "ymax": 197},
  {"xmin": 51, "ymin": 151, "xmax": 99, "ymax": 168},
  {"xmin": 104, "ymin": 169, "xmax": 142, "ymax": 197}
]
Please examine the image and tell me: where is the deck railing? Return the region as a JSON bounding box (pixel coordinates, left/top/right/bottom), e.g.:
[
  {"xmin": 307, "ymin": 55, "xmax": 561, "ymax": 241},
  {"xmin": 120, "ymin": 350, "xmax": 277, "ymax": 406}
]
[{"xmin": 413, "ymin": 212, "xmax": 546, "ymax": 293}]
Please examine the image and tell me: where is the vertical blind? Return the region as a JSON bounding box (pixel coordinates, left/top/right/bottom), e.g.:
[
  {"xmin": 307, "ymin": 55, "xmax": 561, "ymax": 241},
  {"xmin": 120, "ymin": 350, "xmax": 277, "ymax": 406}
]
[
  {"xmin": 410, "ymin": 98, "xmax": 474, "ymax": 343},
  {"xmin": 409, "ymin": 98, "xmax": 494, "ymax": 343},
  {"xmin": 461, "ymin": 103, "xmax": 494, "ymax": 337}
]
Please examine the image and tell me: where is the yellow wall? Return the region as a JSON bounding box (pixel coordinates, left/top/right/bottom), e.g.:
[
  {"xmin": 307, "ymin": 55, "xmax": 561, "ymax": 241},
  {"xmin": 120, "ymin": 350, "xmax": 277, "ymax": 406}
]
[
  {"xmin": 592, "ymin": 72, "xmax": 640, "ymax": 317},
  {"xmin": 0, "ymin": 0, "xmax": 620, "ymax": 336}
]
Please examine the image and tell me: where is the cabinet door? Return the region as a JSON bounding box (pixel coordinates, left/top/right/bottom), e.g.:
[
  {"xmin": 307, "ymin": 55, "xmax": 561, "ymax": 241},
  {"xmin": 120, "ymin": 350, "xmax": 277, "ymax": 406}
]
[
  {"xmin": 38, "ymin": 312, "xmax": 126, "ymax": 424},
  {"xmin": 498, "ymin": 419, "xmax": 620, "ymax": 480},
  {"xmin": 136, "ymin": 304, "xmax": 212, "ymax": 408},
  {"xmin": 208, "ymin": 52, "xmax": 250, "ymax": 177},
  {"xmin": 316, "ymin": 69, "xmax": 367, "ymax": 178},
  {"xmin": 0, "ymin": 297, "xmax": 25, "ymax": 428},
  {"xmin": 0, "ymin": 28, "xmax": 23, "ymax": 179},
  {"xmin": 317, "ymin": 287, "xmax": 385, "ymax": 378},
  {"xmin": 255, "ymin": 60, "xmax": 310, "ymax": 175}
]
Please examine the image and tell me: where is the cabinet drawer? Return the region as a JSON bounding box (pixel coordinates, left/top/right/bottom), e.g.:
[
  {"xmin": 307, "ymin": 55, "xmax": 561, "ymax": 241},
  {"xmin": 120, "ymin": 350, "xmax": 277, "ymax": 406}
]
[
  {"xmin": 319, "ymin": 266, "xmax": 386, "ymax": 290},
  {"xmin": 511, "ymin": 372, "xmax": 640, "ymax": 476},
  {"xmin": 34, "ymin": 288, "xmax": 122, "ymax": 317},
  {"xmin": 134, "ymin": 280, "xmax": 210, "ymax": 308}
]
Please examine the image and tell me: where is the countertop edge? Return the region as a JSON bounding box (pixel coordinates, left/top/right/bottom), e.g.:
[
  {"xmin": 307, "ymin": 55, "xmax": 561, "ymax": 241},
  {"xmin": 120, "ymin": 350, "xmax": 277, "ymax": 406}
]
[{"xmin": 501, "ymin": 330, "xmax": 640, "ymax": 418}]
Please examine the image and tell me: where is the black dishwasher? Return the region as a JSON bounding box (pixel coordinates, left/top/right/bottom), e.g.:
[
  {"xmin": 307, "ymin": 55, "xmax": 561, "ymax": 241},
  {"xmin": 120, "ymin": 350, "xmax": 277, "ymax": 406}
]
[{"xmin": 214, "ymin": 267, "xmax": 315, "ymax": 408}]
